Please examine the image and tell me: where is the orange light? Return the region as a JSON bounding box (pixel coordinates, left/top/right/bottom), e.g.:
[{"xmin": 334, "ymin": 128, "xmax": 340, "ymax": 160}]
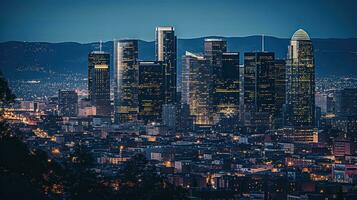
[
  {"xmin": 164, "ymin": 161, "xmax": 172, "ymax": 167},
  {"xmin": 51, "ymin": 148, "xmax": 60, "ymax": 155}
]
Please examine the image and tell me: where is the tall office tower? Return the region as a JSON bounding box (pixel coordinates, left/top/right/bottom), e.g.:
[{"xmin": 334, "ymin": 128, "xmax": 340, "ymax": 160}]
[
  {"xmin": 58, "ymin": 90, "xmax": 78, "ymax": 117},
  {"xmin": 182, "ymin": 51, "xmax": 212, "ymax": 126},
  {"xmin": 274, "ymin": 59, "xmax": 286, "ymax": 128},
  {"xmin": 88, "ymin": 50, "xmax": 111, "ymax": 117},
  {"xmin": 204, "ymin": 38, "xmax": 227, "ymax": 68},
  {"xmin": 138, "ymin": 61, "xmax": 164, "ymax": 124},
  {"xmin": 155, "ymin": 26, "xmax": 177, "ymax": 105},
  {"xmin": 204, "ymin": 38, "xmax": 227, "ymax": 123},
  {"xmin": 215, "ymin": 52, "xmax": 240, "ymax": 131},
  {"xmin": 114, "ymin": 39, "xmax": 139, "ymax": 124},
  {"xmin": 285, "ymin": 29, "xmax": 315, "ymax": 128},
  {"xmin": 243, "ymin": 52, "xmax": 276, "ymax": 132}
]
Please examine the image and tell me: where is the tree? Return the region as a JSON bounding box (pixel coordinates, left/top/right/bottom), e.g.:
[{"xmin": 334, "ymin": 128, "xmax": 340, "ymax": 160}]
[
  {"xmin": 0, "ymin": 130, "xmax": 66, "ymax": 200},
  {"xmin": 66, "ymin": 144, "xmax": 114, "ymax": 200},
  {"xmin": 116, "ymin": 154, "xmax": 188, "ymax": 200},
  {"xmin": 0, "ymin": 71, "xmax": 16, "ymax": 138},
  {"xmin": 0, "ymin": 71, "xmax": 15, "ymax": 107}
]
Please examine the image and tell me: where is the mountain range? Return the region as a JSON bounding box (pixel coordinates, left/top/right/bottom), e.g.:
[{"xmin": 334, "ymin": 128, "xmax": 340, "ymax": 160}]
[{"xmin": 1, "ymin": 36, "xmax": 357, "ymax": 81}]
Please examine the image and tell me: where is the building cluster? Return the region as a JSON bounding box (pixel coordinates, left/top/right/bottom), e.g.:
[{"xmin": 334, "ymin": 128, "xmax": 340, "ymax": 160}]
[
  {"xmin": 6, "ymin": 27, "xmax": 357, "ymax": 199},
  {"xmin": 71, "ymin": 28, "xmax": 319, "ymax": 139}
]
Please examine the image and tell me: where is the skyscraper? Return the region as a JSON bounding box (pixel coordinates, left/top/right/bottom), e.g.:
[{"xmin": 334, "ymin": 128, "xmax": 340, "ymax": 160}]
[
  {"xmin": 214, "ymin": 52, "xmax": 240, "ymax": 131},
  {"xmin": 204, "ymin": 38, "xmax": 227, "ymax": 120},
  {"xmin": 335, "ymin": 88, "xmax": 357, "ymax": 118},
  {"xmin": 155, "ymin": 26, "xmax": 177, "ymax": 105},
  {"xmin": 88, "ymin": 50, "xmax": 111, "ymax": 117},
  {"xmin": 243, "ymin": 52, "xmax": 276, "ymax": 132},
  {"xmin": 58, "ymin": 90, "xmax": 78, "ymax": 117},
  {"xmin": 114, "ymin": 39, "xmax": 139, "ymax": 124},
  {"xmin": 182, "ymin": 51, "xmax": 212, "ymax": 126},
  {"xmin": 331, "ymin": 88, "xmax": 357, "ymax": 140},
  {"xmin": 274, "ymin": 59, "xmax": 286, "ymax": 128},
  {"xmin": 204, "ymin": 38, "xmax": 227, "ymax": 68},
  {"xmin": 285, "ymin": 29, "xmax": 315, "ymax": 128},
  {"xmin": 138, "ymin": 61, "xmax": 164, "ymax": 124}
]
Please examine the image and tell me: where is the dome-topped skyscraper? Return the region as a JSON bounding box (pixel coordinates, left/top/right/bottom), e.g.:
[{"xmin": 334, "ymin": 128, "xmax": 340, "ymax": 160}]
[
  {"xmin": 285, "ymin": 29, "xmax": 316, "ymax": 131},
  {"xmin": 291, "ymin": 29, "xmax": 311, "ymax": 41}
]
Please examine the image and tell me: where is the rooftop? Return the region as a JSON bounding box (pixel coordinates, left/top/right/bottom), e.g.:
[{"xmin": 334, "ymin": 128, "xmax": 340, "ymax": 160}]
[
  {"xmin": 204, "ymin": 38, "xmax": 226, "ymax": 42},
  {"xmin": 184, "ymin": 51, "xmax": 204, "ymax": 60},
  {"xmin": 291, "ymin": 29, "xmax": 311, "ymax": 41},
  {"xmin": 156, "ymin": 26, "xmax": 174, "ymax": 31}
]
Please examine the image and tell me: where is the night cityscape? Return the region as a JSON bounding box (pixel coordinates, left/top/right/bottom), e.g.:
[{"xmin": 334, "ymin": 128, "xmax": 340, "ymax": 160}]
[{"xmin": 1, "ymin": 0, "xmax": 357, "ymax": 199}]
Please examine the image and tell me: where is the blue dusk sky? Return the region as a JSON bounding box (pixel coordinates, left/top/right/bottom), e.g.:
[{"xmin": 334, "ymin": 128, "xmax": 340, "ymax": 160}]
[{"xmin": 1, "ymin": 0, "xmax": 356, "ymax": 42}]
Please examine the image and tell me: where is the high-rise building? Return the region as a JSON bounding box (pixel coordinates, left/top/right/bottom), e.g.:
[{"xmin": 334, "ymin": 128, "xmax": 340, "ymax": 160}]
[
  {"xmin": 333, "ymin": 88, "xmax": 357, "ymax": 140},
  {"xmin": 274, "ymin": 59, "xmax": 286, "ymax": 128},
  {"xmin": 88, "ymin": 50, "xmax": 111, "ymax": 117},
  {"xmin": 243, "ymin": 52, "xmax": 276, "ymax": 132},
  {"xmin": 182, "ymin": 51, "xmax": 212, "ymax": 126},
  {"xmin": 285, "ymin": 29, "xmax": 315, "ymax": 128},
  {"xmin": 138, "ymin": 61, "xmax": 164, "ymax": 124},
  {"xmin": 335, "ymin": 88, "xmax": 357, "ymax": 117},
  {"xmin": 215, "ymin": 52, "xmax": 240, "ymax": 131},
  {"xmin": 58, "ymin": 90, "xmax": 78, "ymax": 117},
  {"xmin": 114, "ymin": 39, "xmax": 139, "ymax": 124},
  {"xmin": 155, "ymin": 26, "xmax": 177, "ymax": 105},
  {"xmin": 204, "ymin": 38, "xmax": 240, "ymax": 131},
  {"xmin": 204, "ymin": 38, "xmax": 227, "ymax": 68},
  {"xmin": 204, "ymin": 38, "xmax": 227, "ymax": 120}
]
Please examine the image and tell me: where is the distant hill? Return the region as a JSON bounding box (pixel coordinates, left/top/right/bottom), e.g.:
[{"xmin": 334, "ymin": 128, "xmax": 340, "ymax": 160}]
[{"xmin": 1, "ymin": 36, "xmax": 357, "ymax": 81}]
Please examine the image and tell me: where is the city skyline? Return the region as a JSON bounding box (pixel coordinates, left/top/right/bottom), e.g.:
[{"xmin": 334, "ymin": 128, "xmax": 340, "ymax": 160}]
[
  {"xmin": 1, "ymin": 0, "xmax": 357, "ymax": 42},
  {"xmin": 1, "ymin": 2, "xmax": 357, "ymax": 199}
]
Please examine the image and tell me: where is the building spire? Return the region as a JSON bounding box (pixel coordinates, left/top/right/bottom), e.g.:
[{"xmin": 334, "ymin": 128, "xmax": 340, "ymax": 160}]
[{"xmin": 261, "ymin": 34, "xmax": 264, "ymax": 52}]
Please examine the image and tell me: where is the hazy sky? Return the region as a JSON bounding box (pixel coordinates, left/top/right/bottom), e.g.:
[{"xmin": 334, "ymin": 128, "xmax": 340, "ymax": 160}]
[{"xmin": 1, "ymin": 0, "xmax": 356, "ymax": 42}]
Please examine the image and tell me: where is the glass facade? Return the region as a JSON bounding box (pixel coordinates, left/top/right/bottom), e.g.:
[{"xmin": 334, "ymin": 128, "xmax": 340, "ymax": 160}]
[
  {"xmin": 138, "ymin": 61, "xmax": 164, "ymax": 124},
  {"xmin": 155, "ymin": 26, "xmax": 177, "ymax": 105},
  {"xmin": 88, "ymin": 51, "xmax": 111, "ymax": 117},
  {"xmin": 204, "ymin": 38, "xmax": 240, "ymax": 131},
  {"xmin": 182, "ymin": 51, "xmax": 212, "ymax": 125},
  {"xmin": 214, "ymin": 52, "xmax": 240, "ymax": 132},
  {"xmin": 274, "ymin": 59, "xmax": 286, "ymax": 128},
  {"xmin": 285, "ymin": 29, "xmax": 315, "ymax": 128},
  {"xmin": 204, "ymin": 38, "xmax": 227, "ymax": 122},
  {"xmin": 114, "ymin": 39, "xmax": 139, "ymax": 124},
  {"xmin": 243, "ymin": 52, "xmax": 276, "ymax": 132}
]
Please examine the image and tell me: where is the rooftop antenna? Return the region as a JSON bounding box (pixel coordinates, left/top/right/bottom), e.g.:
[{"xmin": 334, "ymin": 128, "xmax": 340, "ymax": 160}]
[
  {"xmin": 99, "ymin": 40, "xmax": 102, "ymax": 52},
  {"xmin": 261, "ymin": 34, "xmax": 264, "ymax": 52}
]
